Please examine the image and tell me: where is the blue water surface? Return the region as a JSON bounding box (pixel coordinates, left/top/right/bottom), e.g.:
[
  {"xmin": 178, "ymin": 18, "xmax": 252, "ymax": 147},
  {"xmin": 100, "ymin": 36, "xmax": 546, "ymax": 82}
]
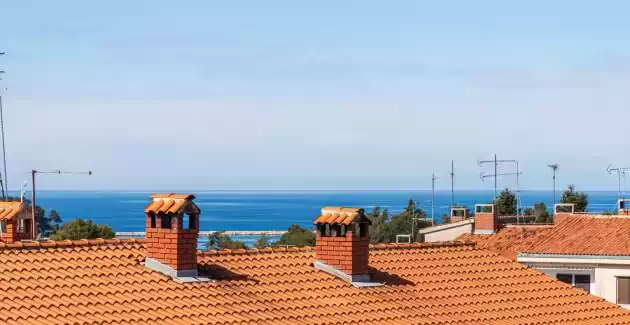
[{"xmin": 28, "ymin": 190, "xmax": 622, "ymax": 233}]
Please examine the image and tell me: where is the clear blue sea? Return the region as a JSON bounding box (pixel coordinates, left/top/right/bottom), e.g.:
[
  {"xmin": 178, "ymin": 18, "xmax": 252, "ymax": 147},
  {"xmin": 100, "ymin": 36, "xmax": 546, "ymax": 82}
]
[{"xmin": 28, "ymin": 190, "xmax": 622, "ymax": 233}]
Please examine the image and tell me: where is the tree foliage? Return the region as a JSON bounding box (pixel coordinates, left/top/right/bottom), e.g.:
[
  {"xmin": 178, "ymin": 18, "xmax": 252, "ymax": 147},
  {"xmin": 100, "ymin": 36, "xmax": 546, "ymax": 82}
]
[
  {"xmin": 273, "ymin": 224, "xmax": 315, "ymax": 247},
  {"xmin": 205, "ymin": 231, "xmax": 248, "ymax": 250},
  {"xmin": 254, "ymin": 234, "xmax": 272, "ymax": 248},
  {"xmin": 524, "ymin": 202, "xmax": 552, "ymax": 223},
  {"xmin": 366, "ymin": 207, "xmax": 389, "ymax": 244},
  {"xmin": 367, "ymin": 199, "xmax": 431, "ymax": 243},
  {"xmin": 561, "ymin": 184, "xmax": 589, "ymax": 212},
  {"xmin": 494, "ymin": 189, "xmax": 517, "ymax": 216},
  {"xmin": 50, "ymin": 219, "xmax": 115, "ymax": 240}
]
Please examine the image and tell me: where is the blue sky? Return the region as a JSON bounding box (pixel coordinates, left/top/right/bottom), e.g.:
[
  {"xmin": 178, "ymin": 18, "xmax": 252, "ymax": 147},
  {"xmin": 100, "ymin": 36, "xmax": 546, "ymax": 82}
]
[{"xmin": 1, "ymin": 1, "xmax": 630, "ymax": 190}]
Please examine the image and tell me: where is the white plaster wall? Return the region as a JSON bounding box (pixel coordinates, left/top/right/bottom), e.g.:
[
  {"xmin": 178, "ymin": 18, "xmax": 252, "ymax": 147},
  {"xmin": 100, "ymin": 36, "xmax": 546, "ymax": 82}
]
[
  {"xmin": 423, "ymin": 223, "xmax": 473, "ymax": 242},
  {"xmin": 524, "ymin": 261, "xmax": 630, "ymax": 308},
  {"xmin": 595, "ymin": 265, "xmax": 630, "ymax": 307}
]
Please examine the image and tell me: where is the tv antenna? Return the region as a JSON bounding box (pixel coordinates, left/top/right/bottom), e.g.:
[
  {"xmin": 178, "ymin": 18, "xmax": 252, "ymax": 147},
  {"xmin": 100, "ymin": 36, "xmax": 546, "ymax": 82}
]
[
  {"xmin": 479, "ymin": 156, "xmax": 522, "ymax": 220},
  {"xmin": 449, "ymin": 160, "xmax": 455, "ymax": 208},
  {"xmin": 607, "ymin": 165, "xmax": 630, "ymax": 200},
  {"xmin": 478, "ymin": 154, "xmax": 519, "ymax": 199},
  {"xmin": 547, "ymin": 164, "xmax": 559, "ymax": 206},
  {"xmin": 30, "ymin": 169, "xmax": 93, "ymax": 239},
  {"xmin": 431, "ymin": 171, "xmax": 438, "ymax": 224}
]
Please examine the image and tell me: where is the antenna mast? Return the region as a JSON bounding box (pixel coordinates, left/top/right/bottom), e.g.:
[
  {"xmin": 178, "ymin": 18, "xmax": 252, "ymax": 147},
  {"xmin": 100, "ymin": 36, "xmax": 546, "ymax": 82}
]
[
  {"xmin": 0, "ymin": 51, "xmax": 7, "ymax": 200},
  {"xmin": 607, "ymin": 165, "xmax": 630, "ymax": 201},
  {"xmin": 450, "ymin": 160, "xmax": 455, "ymax": 208}
]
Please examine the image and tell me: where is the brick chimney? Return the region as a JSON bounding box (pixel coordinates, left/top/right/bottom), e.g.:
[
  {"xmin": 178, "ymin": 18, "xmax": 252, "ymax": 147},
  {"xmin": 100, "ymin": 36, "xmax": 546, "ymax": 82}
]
[
  {"xmin": 313, "ymin": 207, "xmax": 371, "ymax": 283},
  {"xmin": 144, "ymin": 194, "xmax": 201, "ymax": 280},
  {"xmin": 474, "ymin": 204, "xmax": 497, "ymax": 234},
  {"xmin": 554, "ymin": 203, "xmax": 575, "ymax": 224},
  {"xmin": 0, "ymin": 201, "xmax": 33, "ymax": 243}
]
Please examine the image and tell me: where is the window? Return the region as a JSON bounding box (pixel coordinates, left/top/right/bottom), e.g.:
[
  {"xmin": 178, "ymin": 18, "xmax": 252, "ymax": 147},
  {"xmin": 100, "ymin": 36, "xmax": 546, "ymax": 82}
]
[
  {"xmin": 18, "ymin": 219, "xmax": 25, "ymax": 233},
  {"xmin": 557, "ymin": 274, "xmax": 591, "ymax": 293},
  {"xmin": 182, "ymin": 214, "xmax": 189, "ymax": 230},
  {"xmin": 160, "ymin": 215, "xmax": 172, "ymax": 229},
  {"xmin": 618, "ymin": 277, "xmax": 630, "ymax": 304},
  {"xmin": 557, "ymin": 274, "xmax": 572, "ymax": 285},
  {"xmin": 188, "ymin": 214, "xmax": 197, "ymax": 230},
  {"xmin": 575, "ymin": 275, "xmax": 591, "ymax": 292},
  {"xmin": 149, "ymin": 214, "xmax": 156, "ymax": 228}
]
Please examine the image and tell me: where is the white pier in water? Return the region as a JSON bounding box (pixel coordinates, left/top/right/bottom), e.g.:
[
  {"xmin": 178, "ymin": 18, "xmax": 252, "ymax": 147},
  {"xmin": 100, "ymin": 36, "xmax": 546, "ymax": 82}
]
[{"xmin": 116, "ymin": 230, "xmax": 287, "ymax": 239}]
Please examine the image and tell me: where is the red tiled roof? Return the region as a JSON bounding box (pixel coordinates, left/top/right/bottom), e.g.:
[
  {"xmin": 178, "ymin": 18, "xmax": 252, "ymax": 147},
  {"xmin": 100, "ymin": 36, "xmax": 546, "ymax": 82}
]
[
  {"xmin": 0, "ymin": 201, "xmax": 25, "ymax": 221},
  {"xmin": 457, "ymin": 225, "xmax": 555, "ymax": 260},
  {"xmin": 523, "ymin": 215, "xmax": 630, "ymax": 255},
  {"xmin": 1, "ymin": 239, "xmax": 629, "ymax": 324}
]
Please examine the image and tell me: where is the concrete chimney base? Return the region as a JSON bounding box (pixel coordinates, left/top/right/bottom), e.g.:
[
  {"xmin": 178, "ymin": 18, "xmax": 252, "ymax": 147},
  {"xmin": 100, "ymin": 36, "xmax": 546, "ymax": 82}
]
[
  {"xmin": 314, "ymin": 261, "xmax": 383, "ymax": 288},
  {"xmin": 145, "ymin": 257, "xmax": 212, "ymax": 283}
]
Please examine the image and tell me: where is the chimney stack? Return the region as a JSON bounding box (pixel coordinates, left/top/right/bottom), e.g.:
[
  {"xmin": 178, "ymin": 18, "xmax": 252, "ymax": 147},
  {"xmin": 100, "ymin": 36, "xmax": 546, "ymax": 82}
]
[
  {"xmin": 554, "ymin": 203, "xmax": 575, "ymax": 224},
  {"xmin": 144, "ymin": 194, "xmax": 201, "ymax": 280},
  {"xmin": 313, "ymin": 207, "xmax": 371, "ymax": 283},
  {"xmin": 474, "ymin": 204, "xmax": 497, "ymax": 234},
  {"xmin": 0, "ymin": 201, "xmax": 33, "ymax": 243}
]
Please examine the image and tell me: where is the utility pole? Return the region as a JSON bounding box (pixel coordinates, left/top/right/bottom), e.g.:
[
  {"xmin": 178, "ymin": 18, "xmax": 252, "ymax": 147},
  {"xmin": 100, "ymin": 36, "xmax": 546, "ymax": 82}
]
[
  {"xmin": 450, "ymin": 160, "xmax": 455, "ymax": 208},
  {"xmin": 31, "ymin": 169, "xmax": 92, "ymax": 240},
  {"xmin": 431, "ymin": 171, "xmax": 438, "ymax": 225},
  {"xmin": 548, "ymin": 164, "xmax": 559, "ymax": 206}
]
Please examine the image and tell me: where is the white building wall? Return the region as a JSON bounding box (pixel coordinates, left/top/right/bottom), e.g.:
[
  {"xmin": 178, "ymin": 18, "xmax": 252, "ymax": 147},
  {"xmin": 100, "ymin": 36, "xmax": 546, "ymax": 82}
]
[
  {"xmin": 595, "ymin": 265, "xmax": 630, "ymax": 307},
  {"xmin": 419, "ymin": 220, "xmax": 473, "ymax": 242},
  {"xmin": 520, "ymin": 258, "xmax": 630, "ymax": 308}
]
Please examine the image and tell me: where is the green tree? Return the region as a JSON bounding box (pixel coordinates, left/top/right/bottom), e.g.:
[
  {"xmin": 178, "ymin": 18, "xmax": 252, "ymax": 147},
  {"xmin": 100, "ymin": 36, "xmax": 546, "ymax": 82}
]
[
  {"xmin": 50, "ymin": 219, "xmax": 115, "ymax": 240},
  {"xmin": 495, "ymin": 189, "xmax": 517, "ymax": 215},
  {"xmin": 254, "ymin": 234, "xmax": 272, "ymax": 248},
  {"xmin": 561, "ymin": 184, "xmax": 589, "ymax": 212},
  {"xmin": 532, "ymin": 202, "xmax": 551, "ymax": 223},
  {"xmin": 39, "ymin": 209, "xmax": 63, "ymax": 236},
  {"xmin": 381, "ymin": 200, "xmax": 430, "ymax": 243},
  {"xmin": 205, "ymin": 231, "xmax": 248, "ymax": 250},
  {"xmin": 273, "ymin": 224, "xmax": 315, "ymax": 247},
  {"xmin": 366, "ymin": 206, "xmax": 389, "ymax": 244}
]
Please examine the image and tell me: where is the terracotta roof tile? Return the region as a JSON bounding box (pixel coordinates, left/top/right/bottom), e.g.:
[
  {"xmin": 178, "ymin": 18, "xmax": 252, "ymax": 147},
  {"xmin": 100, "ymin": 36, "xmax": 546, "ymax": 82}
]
[
  {"xmin": 0, "ymin": 239, "xmax": 628, "ymax": 324},
  {"xmin": 523, "ymin": 215, "xmax": 630, "ymax": 255},
  {"xmin": 145, "ymin": 193, "xmax": 199, "ymax": 215},
  {"xmin": 313, "ymin": 206, "xmax": 370, "ymax": 225},
  {"xmin": 457, "ymin": 225, "xmax": 554, "ymax": 259},
  {"xmin": 0, "ymin": 201, "xmax": 25, "ymax": 221}
]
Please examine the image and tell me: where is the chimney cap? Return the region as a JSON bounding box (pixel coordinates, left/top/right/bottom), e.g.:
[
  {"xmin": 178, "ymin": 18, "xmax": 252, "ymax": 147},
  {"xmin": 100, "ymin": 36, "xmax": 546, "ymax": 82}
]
[
  {"xmin": 145, "ymin": 193, "xmax": 200, "ymax": 215},
  {"xmin": 313, "ymin": 206, "xmax": 371, "ymax": 225},
  {"xmin": 0, "ymin": 201, "xmax": 27, "ymax": 221},
  {"xmin": 150, "ymin": 193, "xmax": 196, "ymax": 200}
]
